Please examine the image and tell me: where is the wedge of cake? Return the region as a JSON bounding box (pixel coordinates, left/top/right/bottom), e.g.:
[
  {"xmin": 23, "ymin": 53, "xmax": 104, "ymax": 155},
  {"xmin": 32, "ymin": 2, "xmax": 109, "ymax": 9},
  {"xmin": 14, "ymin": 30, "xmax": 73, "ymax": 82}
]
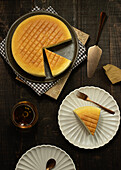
[
  {"xmin": 11, "ymin": 15, "xmax": 72, "ymax": 77},
  {"xmin": 45, "ymin": 49, "xmax": 71, "ymax": 77},
  {"xmin": 73, "ymin": 106, "xmax": 101, "ymax": 135}
]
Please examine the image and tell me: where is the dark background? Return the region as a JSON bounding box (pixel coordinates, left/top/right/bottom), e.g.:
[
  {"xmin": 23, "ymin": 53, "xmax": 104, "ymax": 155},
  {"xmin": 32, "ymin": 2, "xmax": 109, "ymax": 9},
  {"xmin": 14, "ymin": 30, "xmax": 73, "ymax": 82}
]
[{"xmin": 0, "ymin": 0, "xmax": 121, "ymax": 170}]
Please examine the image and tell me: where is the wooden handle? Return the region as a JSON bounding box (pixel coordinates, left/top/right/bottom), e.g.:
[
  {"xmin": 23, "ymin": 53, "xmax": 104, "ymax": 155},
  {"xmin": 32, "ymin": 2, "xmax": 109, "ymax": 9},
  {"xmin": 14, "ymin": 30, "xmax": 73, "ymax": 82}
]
[
  {"xmin": 89, "ymin": 100, "xmax": 115, "ymax": 114},
  {"xmin": 96, "ymin": 12, "xmax": 106, "ymax": 45},
  {"xmin": 32, "ymin": 0, "xmax": 36, "ymax": 8}
]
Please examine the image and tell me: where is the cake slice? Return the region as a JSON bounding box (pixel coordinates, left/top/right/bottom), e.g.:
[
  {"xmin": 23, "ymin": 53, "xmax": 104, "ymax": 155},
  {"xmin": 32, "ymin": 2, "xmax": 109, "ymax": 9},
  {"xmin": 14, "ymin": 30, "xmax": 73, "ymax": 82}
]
[
  {"xmin": 73, "ymin": 106, "xmax": 101, "ymax": 135},
  {"xmin": 45, "ymin": 49, "xmax": 71, "ymax": 77}
]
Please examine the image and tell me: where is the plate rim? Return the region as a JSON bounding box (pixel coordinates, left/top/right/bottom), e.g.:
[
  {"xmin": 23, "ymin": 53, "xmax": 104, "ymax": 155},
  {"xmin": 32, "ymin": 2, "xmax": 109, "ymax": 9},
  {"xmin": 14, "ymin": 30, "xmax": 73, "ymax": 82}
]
[
  {"xmin": 58, "ymin": 86, "xmax": 120, "ymax": 149},
  {"xmin": 5, "ymin": 11, "xmax": 78, "ymax": 83},
  {"xmin": 15, "ymin": 144, "xmax": 76, "ymax": 170}
]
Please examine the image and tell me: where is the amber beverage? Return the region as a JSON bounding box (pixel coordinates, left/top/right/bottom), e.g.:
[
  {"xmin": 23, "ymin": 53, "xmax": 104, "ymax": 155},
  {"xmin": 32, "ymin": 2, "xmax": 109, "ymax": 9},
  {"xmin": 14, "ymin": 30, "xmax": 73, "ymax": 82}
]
[{"xmin": 12, "ymin": 101, "xmax": 38, "ymax": 129}]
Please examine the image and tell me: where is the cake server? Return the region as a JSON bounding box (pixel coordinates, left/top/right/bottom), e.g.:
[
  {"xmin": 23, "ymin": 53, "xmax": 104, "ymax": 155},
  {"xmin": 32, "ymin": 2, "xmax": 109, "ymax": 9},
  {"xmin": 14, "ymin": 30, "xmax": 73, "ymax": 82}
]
[{"xmin": 87, "ymin": 12, "xmax": 106, "ymax": 78}]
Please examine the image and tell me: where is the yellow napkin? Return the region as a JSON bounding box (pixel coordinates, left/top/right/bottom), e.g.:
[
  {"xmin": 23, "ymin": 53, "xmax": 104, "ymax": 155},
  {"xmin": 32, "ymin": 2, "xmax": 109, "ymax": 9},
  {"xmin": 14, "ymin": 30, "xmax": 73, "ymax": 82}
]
[{"xmin": 103, "ymin": 64, "xmax": 121, "ymax": 84}]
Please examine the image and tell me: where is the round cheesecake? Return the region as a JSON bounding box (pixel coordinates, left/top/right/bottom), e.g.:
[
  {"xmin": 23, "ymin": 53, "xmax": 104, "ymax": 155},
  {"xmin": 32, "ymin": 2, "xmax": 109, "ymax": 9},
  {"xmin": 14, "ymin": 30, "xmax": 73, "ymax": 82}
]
[{"xmin": 11, "ymin": 15, "xmax": 72, "ymax": 77}]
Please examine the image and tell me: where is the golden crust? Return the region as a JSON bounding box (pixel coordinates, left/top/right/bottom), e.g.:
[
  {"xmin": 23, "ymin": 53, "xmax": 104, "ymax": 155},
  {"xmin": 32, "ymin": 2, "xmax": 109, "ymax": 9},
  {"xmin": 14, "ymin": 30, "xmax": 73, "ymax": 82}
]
[
  {"xmin": 45, "ymin": 49, "xmax": 71, "ymax": 77},
  {"xmin": 73, "ymin": 106, "xmax": 101, "ymax": 136},
  {"xmin": 11, "ymin": 15, "xmax": 72, "ymax": 77}
]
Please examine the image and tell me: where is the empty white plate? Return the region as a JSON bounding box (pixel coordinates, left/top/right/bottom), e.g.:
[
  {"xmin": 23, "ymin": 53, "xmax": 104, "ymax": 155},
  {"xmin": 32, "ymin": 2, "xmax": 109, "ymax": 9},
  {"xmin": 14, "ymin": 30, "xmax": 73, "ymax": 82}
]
[
  {"xmin": 58, "ymin": 86, "xmax": 120, "ymax": 149},
  {"xmin": 15, "ymin": 145, "xmax": 76, "ymax": 170}
]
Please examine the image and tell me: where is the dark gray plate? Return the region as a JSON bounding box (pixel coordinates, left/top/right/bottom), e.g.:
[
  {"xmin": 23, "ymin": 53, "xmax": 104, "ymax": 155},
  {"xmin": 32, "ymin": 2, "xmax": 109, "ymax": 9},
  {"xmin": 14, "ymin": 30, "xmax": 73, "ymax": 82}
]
[{"xmin": 5, "ymin": 11, "xmax": 78, "ymax": 83}]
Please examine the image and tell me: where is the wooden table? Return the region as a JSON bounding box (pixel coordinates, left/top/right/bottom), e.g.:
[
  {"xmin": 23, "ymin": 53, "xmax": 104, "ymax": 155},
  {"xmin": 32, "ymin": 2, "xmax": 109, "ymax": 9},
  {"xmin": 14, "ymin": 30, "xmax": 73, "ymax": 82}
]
[{"xmin": 0, "ymin": 0, "xmax": 121, "ymax": 170}]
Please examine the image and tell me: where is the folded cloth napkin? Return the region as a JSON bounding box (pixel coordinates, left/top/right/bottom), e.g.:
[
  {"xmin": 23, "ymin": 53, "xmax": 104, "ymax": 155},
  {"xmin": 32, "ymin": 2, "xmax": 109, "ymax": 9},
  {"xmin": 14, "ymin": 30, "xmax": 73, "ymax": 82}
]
[
  {"xmin": 103, "ymin": 64, "xmax": 121, "ymax": 84},
  {"xmin": 0, "ymin": 6, "xmax": 87, "ymax": 96}
]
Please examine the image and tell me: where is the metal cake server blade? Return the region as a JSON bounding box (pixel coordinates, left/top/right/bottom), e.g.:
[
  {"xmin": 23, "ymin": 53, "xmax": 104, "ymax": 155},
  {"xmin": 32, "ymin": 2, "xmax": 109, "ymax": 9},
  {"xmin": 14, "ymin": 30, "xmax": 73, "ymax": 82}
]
[
  {"xmin": 87, "ymin": 12, "xmax": 106, "ymax": 78},
  {"xmin": 87, "ymin": 45, "xmax": 102, "ymax": 78}
]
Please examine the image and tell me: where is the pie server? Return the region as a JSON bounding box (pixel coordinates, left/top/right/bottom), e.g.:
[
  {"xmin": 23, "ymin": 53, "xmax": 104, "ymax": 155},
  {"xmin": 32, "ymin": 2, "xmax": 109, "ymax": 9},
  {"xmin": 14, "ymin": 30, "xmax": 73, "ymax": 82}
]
[{"xmin": 87, "ymin": 12, "xmax": 106, "ymax": 78}]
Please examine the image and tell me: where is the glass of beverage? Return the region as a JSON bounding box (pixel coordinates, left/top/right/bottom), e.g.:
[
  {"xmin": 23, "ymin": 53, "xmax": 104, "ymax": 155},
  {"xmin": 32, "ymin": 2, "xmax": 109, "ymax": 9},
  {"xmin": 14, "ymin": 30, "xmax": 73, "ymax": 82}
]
[{"xmin": 12, "ymin": 101, "xmax": 38, "ymax": 129}]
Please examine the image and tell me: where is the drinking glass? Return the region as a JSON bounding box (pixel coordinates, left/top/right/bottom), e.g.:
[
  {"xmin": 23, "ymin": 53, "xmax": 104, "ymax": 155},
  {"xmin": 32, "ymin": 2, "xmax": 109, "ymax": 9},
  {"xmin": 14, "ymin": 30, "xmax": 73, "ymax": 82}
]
[{"xmin": 12, "ymin": 101, "xmax": 38, "ymax": 129}]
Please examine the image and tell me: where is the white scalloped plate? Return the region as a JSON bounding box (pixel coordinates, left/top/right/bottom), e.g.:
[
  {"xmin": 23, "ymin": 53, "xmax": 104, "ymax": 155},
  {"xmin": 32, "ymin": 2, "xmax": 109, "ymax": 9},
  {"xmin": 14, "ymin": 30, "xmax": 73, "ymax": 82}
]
[
  {"xmin": 58, "ymin": 86, "xmax": 120, "ymax": 149},
  {"xmin": 15, "ymin": 145, "xmax": 76, "ymax": 170}
]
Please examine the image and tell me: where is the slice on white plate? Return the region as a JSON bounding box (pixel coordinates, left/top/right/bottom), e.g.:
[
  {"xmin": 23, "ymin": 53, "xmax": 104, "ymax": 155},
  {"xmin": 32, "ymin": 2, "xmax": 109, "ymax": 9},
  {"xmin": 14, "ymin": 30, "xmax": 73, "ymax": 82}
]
[{"xmin": 73, "ymin": 106, "xmax": 101, "ymax": 136}]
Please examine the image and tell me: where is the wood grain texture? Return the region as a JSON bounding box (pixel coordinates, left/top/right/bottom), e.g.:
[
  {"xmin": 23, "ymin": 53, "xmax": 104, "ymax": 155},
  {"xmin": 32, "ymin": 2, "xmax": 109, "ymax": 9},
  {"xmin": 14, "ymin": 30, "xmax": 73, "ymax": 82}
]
[
  {"xmin": 0, "ymin": 0, "xmax": 121, "ymax": 170},
  {"xmin": 45, "ymin": 71, "xmax": 71, "ymax": 99}
]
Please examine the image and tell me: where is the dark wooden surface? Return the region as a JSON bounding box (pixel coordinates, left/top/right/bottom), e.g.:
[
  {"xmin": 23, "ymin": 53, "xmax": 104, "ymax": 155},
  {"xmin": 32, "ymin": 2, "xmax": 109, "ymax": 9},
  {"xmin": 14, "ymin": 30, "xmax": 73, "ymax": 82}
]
[{"xmin": 0, "ymin": 0, "xmax": 121, "ymax": 170}]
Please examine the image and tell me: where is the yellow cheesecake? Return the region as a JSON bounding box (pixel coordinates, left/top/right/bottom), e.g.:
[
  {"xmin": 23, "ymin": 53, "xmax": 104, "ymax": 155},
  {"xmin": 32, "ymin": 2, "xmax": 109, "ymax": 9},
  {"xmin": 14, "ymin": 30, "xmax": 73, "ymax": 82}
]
[
  {"xmin": 12, "ymin": 15, "xmax": 72, "ymax": 77},
  {"xmin": 45, "ymin": 49, "xmax": 71, "ymax": 77},
  {"xmin": 73, "ymin": 106, "xmax": 101, "ymax": 135}
]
